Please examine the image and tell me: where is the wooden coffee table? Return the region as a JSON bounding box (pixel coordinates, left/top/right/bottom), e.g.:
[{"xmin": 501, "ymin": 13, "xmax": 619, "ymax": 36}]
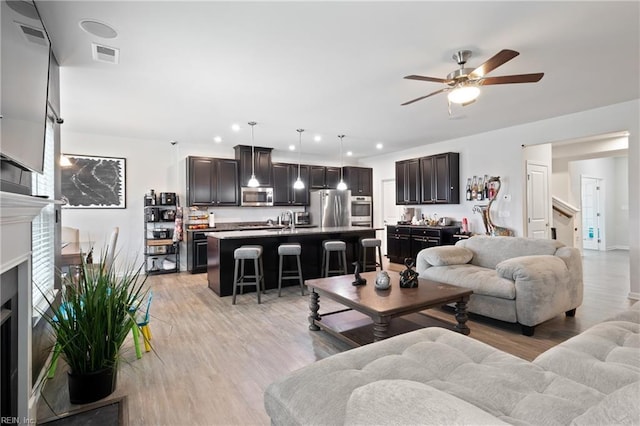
[{"xmin": 306, "ymin": 271, "xmax": 472, "ymax": 346}]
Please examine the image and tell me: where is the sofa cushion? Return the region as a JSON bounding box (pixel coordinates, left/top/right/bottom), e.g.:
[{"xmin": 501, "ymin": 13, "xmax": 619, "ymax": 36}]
[
  {"xmin": 344, "ymin": 380, "xmax": 508, "ymax": 425},
  {"xmin": 570, "ymin": 381, "xmax": 640, "ymax": 425},
  {"xmin": 419, "ymin": 264, "xmax": 516, "ymax": 299},
  {"xmin": 421, "ymin": 246, "xmax": 474, "ymax": 266},
  {"xmin": 534, "ymin": 317, "xmax": 640, "ymax": 394},
  {"xmin": 264, "ymin": 327, "xmax": 607, "ymax": 425},
  {"xmin": 457, "ymin": 236, "xmax": 562, "ymax": 269}
]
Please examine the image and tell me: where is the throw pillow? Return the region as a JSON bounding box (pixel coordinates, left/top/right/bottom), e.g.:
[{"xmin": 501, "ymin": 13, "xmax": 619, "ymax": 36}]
[{"xmin": 423, "ymin": 246, "xmax": 473, "ymax": 266}]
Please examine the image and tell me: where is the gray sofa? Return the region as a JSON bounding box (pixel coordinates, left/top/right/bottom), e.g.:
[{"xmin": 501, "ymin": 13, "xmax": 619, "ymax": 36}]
[
  {"xmin": 416, "ymin": 236, "xmax": 583, "ymax": 335},
  {"xmin": 264, "ymin": 302, "xmax": 640, "ymax": 425}
]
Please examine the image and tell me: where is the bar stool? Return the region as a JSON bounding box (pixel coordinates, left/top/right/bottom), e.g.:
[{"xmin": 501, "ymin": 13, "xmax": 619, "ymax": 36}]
[
  {"xmin": 321, "ymin": 240, "xmax": 347, "ymax": 277},
  {"xmin": 361, "ymin": 238, "xmax": 383, "ymax": 272},
  {"xmin": 277, "ymin": 243, "xmax": 304, "ymax": 296},
  {"xmin": 232, "ymin": 245, "xmax": 265, "ymax": 304}
]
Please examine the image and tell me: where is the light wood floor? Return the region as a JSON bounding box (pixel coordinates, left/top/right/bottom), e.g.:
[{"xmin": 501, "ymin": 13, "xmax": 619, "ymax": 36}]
[{"xmin": 38, "ymin": 249, "xmax": 634, "ymax": 425}]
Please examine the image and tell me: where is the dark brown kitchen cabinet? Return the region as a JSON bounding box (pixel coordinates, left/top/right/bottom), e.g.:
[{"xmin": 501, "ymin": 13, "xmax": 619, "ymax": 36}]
[
  {"xmin": 387, "ymin": 225, "xmax": 460, "ymax": 264},
  {"xmin": 187, "ymin": 231, "xmax": 208, "ymax": 273},
  {"xmin": 395, "ymin": 159, "xmax": 420, "ymax": 205},
  {"xmin": 186, "ymin": 156, "xmax": 239, "ymax": 206},
  {"xmin": 310, "ymin": 166, "xmax": 341, "ymax": 189},
  {"xmin": 234, "ymin": 145, "xmax": 273, "ymax": 187},
  {"xmin": 420, "ymin": 152, "xmax": 459, "ymax": 204},
  {"xmin": 273, "ymin": 163, "xmax": 309, "ymax": 206},
  {"xmin": 386, "ymin": 225, "xmax": 412, "ymax": 264},
  {"xmin": 343, "ymin": 166, "xmax": 372, "ymax": 196}
]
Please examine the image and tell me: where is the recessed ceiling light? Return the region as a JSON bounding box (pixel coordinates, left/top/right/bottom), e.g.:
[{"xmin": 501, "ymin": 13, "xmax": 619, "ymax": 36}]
[
  {"xmin": 314, "ymin": 135, "xmax": 322, "ymax": 142},
  {"xmin": 231, "ymin": 124, "xmax": 240, "ymax": 132},
  {"xmin": 213, "ymin": 136, "xmax": 222, "ymax": 143},
  {"xmin": 346, "ymin": 151, "xmax": 353, "ymax": 156},
  {"xmin": 79, "ymin": 19, "xmax": 117, "ymax": 39},
  {"xmin": 376, "ymin": 143, "xmax": 383, "ymax": 149},
  {"xmin": 289, "ymin": 145, "xmax": 295, "ymax": 151}
]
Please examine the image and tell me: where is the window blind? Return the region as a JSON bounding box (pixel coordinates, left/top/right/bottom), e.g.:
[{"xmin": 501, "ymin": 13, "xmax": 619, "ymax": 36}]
[{"xmin": 32, "ymin": 114, "xmax": 55, "ymax": 320}]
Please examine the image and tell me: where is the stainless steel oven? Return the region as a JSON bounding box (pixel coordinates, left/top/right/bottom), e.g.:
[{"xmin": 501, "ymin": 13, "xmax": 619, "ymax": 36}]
[
  {"xmin": 350, "ymin": 195, "xmax": 372, "ymax": 226},
  {"xmin": 241, "ymin": 187, "xmax": 273, "ymax": 207}
]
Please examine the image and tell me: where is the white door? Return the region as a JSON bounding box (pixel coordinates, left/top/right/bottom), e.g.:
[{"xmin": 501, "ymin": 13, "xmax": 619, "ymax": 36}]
[
  {"xmin": 581, "ymin": 176, "xmax": 602, "ymax": 250},
  {"xmin": 526, "ymin": 162, "xmax": 549, "ymax": 239},
  {"xmin": 381, "ymin": 179, "xmax": 396, "ymax": 255}
]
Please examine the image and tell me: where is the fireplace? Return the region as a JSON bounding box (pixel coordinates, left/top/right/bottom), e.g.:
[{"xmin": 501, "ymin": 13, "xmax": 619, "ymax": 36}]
[{"xmin": 0, "ymin": 191, "xmax": 52, "ymax": 422}]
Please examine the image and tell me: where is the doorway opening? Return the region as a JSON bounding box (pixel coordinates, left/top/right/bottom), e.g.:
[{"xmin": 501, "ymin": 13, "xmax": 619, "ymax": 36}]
[{"xmin": 581, "ymin": 176, "xmax": 604, "ymax": 251}]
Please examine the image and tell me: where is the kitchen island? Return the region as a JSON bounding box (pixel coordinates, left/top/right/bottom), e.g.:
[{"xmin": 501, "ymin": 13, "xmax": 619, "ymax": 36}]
[{"xmin": 206, "ymin": 226, "xmax": 377, "ymax": 297}]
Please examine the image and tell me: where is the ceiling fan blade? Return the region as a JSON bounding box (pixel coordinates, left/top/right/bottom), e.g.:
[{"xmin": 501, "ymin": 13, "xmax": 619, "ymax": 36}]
[
  {"xmin": 404, "ymin": 75, "xmax": 450, "ymax": 84},
  {"xmin": 479, "ymin": 73, "xmax": 544, "ymax": 85},
  {"xmin": 401, "ymin": 88, "xmax": 447, "ymax": 106},
  {"xmin": 469, "ymin": 49, "xmax": 520, "ymax": 78}
]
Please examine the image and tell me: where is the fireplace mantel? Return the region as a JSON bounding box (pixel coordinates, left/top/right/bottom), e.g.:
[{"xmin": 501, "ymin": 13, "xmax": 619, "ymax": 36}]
[{"xmin": 1, "ymin": 191, "xmax": 55, "ymax": 421}]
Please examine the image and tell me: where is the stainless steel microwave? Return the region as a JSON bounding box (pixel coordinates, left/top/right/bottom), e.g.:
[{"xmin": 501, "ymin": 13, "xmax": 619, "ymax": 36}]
[{"xmin": 241, "ymin": 187, "xmax": 273, "ymax": 207}]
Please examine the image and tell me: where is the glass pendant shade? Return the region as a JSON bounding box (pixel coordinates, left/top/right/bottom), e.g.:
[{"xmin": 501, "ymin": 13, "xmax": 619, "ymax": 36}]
[
  {"xmin": 247, "ymin": 121, "xmax": 260, "ymax": 187},
  {"xmin": 293, "ymin": 177, "xmax": 304, "ymax": 189},
  {"xmin": 247, "ymin": 175, "xmax": 259, "ymax": 187},
  {"xmin": 336, "ymin": 134, "xmax": 347, "ymax": 191},
  {"xmin": 294, "ymin": 129, "xmax": 305, "ymax": 189}
]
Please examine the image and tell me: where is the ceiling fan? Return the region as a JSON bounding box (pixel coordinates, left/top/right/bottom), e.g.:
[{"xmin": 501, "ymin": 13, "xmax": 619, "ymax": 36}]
[{"xmin": 401, "ymin": 49, "xmax": 544, "ymax": 107}]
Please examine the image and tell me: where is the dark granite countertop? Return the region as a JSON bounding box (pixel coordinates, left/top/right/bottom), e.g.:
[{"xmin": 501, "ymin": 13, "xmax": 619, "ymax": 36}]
[{"xmin": 206, "ymin": 226, "xmax": 382, "ymax": 240}]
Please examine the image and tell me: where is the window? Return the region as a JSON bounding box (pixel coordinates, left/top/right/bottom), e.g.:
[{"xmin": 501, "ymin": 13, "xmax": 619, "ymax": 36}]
[{"xmin": 31, "ymin": 113, "xmax": 55, "ymax": 321}]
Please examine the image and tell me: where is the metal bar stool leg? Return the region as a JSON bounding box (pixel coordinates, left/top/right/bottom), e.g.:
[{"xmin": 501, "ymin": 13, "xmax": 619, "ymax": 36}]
[
  {"xmin": 254, "ymin": 258, "xmax": 261, "ymax": 304},
  {"xmin": 232, "ymin": 257, "xmax": 240, "ymax": 305},
  {"xmin": 296, "ymin": 254, "xmax": 304, "ymax": 295},
  {"xmin": 278, "ymin": 254, "xmax": 284, "ymax": 296}
]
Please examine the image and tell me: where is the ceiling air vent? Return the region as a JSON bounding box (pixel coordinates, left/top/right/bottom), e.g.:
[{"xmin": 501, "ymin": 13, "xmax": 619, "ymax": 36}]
[
  {"xmin": 91, "ymin": 43, "xmax": 119, "ymax": 64},
  {"xmin": 14, "ymin": 21, "xmax": 48, "ymax": 47}
]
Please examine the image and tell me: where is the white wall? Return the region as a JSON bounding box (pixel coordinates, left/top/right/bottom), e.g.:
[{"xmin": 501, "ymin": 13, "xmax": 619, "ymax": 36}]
[
  {"xmin": 361, "ymin": 99, "xmax": 639, "ymax": 299},
  {"xmin": 364, "ymin": 128, "xmax": 524, "ymax": 236},
  {"xmin": 614, "ymin": 156, "xmax": 629, "ymax": 249}
]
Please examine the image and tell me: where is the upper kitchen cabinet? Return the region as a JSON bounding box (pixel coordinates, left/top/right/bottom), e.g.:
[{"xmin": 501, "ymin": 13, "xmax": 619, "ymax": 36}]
[
  {"xmin": 234, "ymin": 145, "xmax": 273, "ymax": 187},
  {"xmin": 343, "ymin": 166, "xmax": 372, "ymax": 196},
  {"xmin": 395, "ymin": 159, "xmax": 420, "ymax": 205},
  {"xmin": 186, "ymin": 156, "xmax": 239, "ymax": 206},
  {"xmin": 273, "ymin": 163, "xmax": 310, "ymax": 206},
  {"xmin": 420, "ymin": 152, "xmax": 460, "ymax": 204},
  {"xmin": 310, "ymin": 166, "xmax": 341, "ymax": 189}
]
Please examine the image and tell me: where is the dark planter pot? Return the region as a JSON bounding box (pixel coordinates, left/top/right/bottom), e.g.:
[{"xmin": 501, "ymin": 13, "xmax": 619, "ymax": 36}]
[{"xmin": 67, "ymin": 367, "xmax": 117, "ymax": 404}]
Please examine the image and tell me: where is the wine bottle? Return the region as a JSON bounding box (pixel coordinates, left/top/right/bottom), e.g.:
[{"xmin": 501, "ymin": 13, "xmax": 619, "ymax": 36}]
[
  {"xmin": 484, "ymin": 175, "xmax": 490, "ymax": 199},
  {"xmin": 465, "ymin": 178, "xmax": 472, "ymax": 201},
  {"xmin": 471, "ymin": 176, "xmax": 478, "ymax": 200},
  {"xmin": 476, "ymin": 176, "xmax": 483, "ymax": 201}
]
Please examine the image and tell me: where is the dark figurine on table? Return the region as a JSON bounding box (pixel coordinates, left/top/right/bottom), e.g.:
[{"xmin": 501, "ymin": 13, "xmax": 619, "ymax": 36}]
[
  {"xmin": 352, "ymin": 261, "xmax": 367, "ymax": 286},
  {"xmin": 399, "ymin": 258, "xmax": 419, "ymax": 288}
]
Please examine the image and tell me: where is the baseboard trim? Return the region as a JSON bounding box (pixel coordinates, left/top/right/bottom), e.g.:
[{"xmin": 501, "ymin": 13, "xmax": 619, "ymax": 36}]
[{"xmin": 607, "ymin": 246, "xmax": 630, "ymax": 251}]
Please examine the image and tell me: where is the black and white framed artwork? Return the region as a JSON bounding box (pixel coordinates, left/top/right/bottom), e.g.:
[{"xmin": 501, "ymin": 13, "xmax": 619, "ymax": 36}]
[{"xmin": 61, "ymin": 154, "xmax": 126, "ymax": 208}]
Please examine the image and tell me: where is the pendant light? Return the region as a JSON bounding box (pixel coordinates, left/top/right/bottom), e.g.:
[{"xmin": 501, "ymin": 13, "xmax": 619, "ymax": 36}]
[
  {"xmin": 336, "ymin": 134, "xmax": 347, "ymax": 191},
  {"xmin": 293, "ymin": 129, "xmax": 305, "ymax": 189},
  {"xmin": 247, "ymin": 121, "xmax": 259, "ymax": 187}
]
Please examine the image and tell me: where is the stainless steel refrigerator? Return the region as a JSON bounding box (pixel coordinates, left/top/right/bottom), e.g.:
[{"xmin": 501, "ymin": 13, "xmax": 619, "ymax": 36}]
[{"xmin": 308, "ymin": 189, "xmax": 352, "ymax": 227}]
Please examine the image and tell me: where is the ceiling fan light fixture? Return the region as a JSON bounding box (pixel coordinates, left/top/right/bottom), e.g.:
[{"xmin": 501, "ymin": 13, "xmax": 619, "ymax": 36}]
[{"xmin": 447, "ymin": 85, "xmax": 480, "ymax": 104}]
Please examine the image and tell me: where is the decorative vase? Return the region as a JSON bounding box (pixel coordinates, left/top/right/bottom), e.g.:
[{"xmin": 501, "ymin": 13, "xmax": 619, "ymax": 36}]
[
  {"xmin": 375, "ymin": 271, "xmax": 390, "ymax": 290},
  {"xmin": 67, "ymin": 366, "xmax": 117, "ymax": 404}
]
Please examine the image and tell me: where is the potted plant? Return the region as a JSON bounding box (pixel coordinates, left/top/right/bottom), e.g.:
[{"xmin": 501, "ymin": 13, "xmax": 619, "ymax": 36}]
[{"xmin": 42, "ymin": 254, "xmax": 147, "ymax": 404}]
